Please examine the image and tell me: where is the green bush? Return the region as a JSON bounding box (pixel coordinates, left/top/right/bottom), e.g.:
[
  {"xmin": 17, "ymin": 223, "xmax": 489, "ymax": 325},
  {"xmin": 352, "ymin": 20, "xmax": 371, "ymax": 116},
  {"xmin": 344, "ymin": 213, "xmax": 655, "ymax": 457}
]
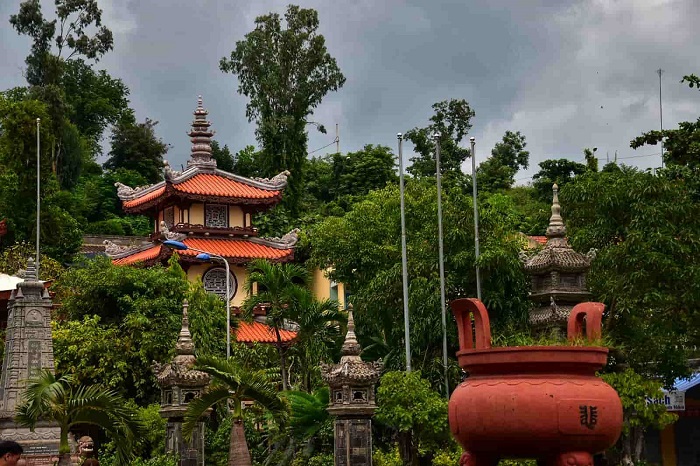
[{"xmin": 374, "ymin": 448, "xmax": 402, "ymax": 466}]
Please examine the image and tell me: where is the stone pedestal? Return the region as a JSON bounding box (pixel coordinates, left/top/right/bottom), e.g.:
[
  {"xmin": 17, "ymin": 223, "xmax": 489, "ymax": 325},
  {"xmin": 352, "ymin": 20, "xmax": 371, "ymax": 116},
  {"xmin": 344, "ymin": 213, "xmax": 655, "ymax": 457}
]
[{"xmin": 0, "ymin": 259, "xmax": 60, "ymax": 461}]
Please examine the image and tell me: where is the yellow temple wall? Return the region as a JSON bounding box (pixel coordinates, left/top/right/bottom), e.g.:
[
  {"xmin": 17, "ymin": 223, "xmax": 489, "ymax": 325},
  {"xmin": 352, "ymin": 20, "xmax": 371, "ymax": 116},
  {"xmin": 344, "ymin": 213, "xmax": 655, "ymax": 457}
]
[
  {"xmin": 186, "ymin": 263, "xmax": 249, "ymax": 307},
  {"xmin": 190, "ymin": 203, "xmax": 204, "ymax": 225},
  {"xmin": 229, "ymin": 206, "xmax": 244, "ymax": 228},
  {"xmin": 311, "ymin": 268, "xmax": 346, "ymax": 309}
]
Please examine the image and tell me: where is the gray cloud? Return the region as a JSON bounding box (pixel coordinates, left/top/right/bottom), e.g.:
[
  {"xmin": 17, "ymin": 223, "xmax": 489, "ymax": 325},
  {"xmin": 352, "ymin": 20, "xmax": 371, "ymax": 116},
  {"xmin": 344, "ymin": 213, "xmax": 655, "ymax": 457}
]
[{"xmin": 1, "ymin": 0, "xmax": 698, "ymax": 180}]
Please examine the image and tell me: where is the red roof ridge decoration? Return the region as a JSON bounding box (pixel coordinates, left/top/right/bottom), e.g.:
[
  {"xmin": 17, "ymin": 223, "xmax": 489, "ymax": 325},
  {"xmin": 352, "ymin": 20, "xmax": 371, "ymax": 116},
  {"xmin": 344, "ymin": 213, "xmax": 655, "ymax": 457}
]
[{"xmin": 234, "ymin": 320, "xmax": 298, "ymax": 345}]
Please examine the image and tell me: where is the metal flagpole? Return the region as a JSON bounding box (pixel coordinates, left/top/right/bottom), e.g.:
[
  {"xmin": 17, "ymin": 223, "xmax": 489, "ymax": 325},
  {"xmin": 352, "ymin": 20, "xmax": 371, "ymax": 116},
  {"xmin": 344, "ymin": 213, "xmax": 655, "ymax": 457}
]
[
  {"xmin": 471, "ymin": 137, "xmax": 481, "ymax": 300},
  {"xmin": 397, "ymin": 133, "xmax": 411, "ymax": 372},
  {"xmin": 36, "ymin": 118, "xmax": 41, "ymax": 278},
  {"xmin": 658, "ymin": 69, "xmax": 664, "ymax": 167},
  {"xmin": 433, "ymin": 132, "xmax": 449, "ymax": 397}
]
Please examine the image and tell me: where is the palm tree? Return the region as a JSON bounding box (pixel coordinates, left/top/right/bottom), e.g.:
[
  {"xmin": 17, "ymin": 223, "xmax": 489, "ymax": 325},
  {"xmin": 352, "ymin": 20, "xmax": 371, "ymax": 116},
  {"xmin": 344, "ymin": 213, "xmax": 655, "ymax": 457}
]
[
  {"xmin": 289, "ymin": 294, "xmax": 345, "ymax": 391},
  {"xmin": 284, "ymin": 387, "xmax": 331, "ymax": 458},
  {"xmin": 242, "ymin": 259, "xmax": 310, "ymax": 390},
  {"xmin": 183, "ymin": 356, "xmax": 286, "ymax": 466},
  {"xmin": 15, "ymin": 370, "xmax": 141, "ymax": 466}
]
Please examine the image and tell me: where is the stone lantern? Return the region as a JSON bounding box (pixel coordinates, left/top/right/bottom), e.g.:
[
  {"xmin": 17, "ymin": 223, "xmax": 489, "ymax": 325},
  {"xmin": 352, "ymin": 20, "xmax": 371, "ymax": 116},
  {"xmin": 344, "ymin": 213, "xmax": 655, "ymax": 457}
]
[
  {"xmin": 153, "ymin": 300, "xmax": 210, "ymax": 466},
  {"xmin": 522, "ymin": 184, "xmax": 596, "ymax": 334},
  {"xmin": 321, "ymin": 306, "xmax": 382, "ymax": 466}
]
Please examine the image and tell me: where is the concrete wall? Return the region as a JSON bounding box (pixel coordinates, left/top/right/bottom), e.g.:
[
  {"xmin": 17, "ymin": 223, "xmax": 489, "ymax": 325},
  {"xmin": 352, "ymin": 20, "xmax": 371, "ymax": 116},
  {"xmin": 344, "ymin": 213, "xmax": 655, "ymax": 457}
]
[
  {"xmin": 229, "ymin": 206, "xmax": 244, "ymax": 228},
  {"xmin": 311, "ymin": 268, "xmax": 346, "ymax": 309},
  {"xmin": 190, "ymin": 203, "xmax": 204, "ymax": 225}
]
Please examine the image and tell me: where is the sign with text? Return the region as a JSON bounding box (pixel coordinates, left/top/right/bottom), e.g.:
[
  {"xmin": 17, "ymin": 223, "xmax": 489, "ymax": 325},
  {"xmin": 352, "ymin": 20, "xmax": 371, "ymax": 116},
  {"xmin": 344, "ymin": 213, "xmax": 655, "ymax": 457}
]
[{"xmin": 647, "ymin": 391, "xmax": 686, "ymax": 411}]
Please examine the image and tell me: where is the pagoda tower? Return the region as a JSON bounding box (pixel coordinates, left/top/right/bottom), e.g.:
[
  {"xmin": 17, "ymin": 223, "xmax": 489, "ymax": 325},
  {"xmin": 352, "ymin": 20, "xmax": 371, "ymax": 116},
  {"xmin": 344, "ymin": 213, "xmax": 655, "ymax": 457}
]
[
  {"xmin": 153, "ymin": 300, "xmax": 210, "ymax": 466},
  {"xmin": 108, "ymin": 96, "xmax": 302, "ymax": 343},
  {"xmin": 321, "ymin": 306, "xmax": 382, "ymax": 466},
  {"xmin": 0, "ymin": 258, "xmax": 61, "ymax": 462},
  {"xmin": 522, "ymin": 184, "xmax": 596, "ymax": 333}
]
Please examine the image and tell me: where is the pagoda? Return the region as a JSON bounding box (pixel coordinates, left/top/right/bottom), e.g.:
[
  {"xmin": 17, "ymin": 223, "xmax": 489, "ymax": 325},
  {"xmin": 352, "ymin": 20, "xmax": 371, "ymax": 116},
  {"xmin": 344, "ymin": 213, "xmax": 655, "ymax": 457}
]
[
  {"xmin": 522, "ymin": 184, "xmax": 596, "ymax": 333},
  {"xmin": 321, "ymin": 306, "xmax": 382, "ymax": 466},
  {"xmin": 153, "ymin": 300, "xmax": 210, "ymax": 466},
  {"xmin": 107, "ymin": 96, "xmax": 299, "ymax": 312}
]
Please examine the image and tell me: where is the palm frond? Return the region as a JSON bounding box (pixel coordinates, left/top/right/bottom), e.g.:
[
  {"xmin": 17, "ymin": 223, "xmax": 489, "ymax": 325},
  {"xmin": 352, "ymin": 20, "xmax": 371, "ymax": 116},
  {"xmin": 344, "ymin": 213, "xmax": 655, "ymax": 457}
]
[
  {"xmin": 183, "ymin": 386, "xmax": 230, "ymax": 440},
  {"xmin": 284, "ymin": 388, "xmax": 330, "ymax": 440}
]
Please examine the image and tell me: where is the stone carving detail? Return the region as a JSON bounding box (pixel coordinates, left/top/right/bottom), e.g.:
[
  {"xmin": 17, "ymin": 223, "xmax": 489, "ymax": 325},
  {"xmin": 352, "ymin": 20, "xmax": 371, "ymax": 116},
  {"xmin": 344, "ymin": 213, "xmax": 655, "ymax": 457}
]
[
  {"xmin": 103, "ymin": 240, "xmax": 132, "ymax": 256},
  {"xmin": 263, "ymin": 228, "xmax": 300, "ymax": 248},
  {"xmin": 154, "ymin": 301, "xmax": 210, "ymax": 466},
  {"xmin": 160, "ymin": 221, "xmax": 187, "ymax": 242},
  {"xmin": 164, "ymin": 161, "xmax": 182, "ymax": 181},
  {"xmin": 522, "ymin": 184, "xmax": 593, "ymax": 332},
  {"xmin": 0, "ymin": 258, "xmax": 61, "ymax": 453},
  {"xmin": 202, "ymin": 268, "xmax": 236, "ymax": 301},
  {"xmin": 253, "ymin": 170, "xmax": 291, "ymax": 188},
  {"xmin": 114, "ymin": 182, "xmax": 136, "ymax": 197},
  {"xmin": 322, "ymin": 306, "xmax": 382, "ymax": 466}
]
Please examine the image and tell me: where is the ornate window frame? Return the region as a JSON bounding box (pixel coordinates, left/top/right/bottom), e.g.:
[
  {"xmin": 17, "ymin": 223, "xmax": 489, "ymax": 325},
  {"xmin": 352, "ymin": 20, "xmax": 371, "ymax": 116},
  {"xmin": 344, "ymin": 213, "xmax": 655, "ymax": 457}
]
[
  {"xmin": 202, "ymin": 266, "xmax": 237, "ymax": 301},
  {"xmin": 205, "ymin": 203, "xmax": 228, "ymax": 228}
]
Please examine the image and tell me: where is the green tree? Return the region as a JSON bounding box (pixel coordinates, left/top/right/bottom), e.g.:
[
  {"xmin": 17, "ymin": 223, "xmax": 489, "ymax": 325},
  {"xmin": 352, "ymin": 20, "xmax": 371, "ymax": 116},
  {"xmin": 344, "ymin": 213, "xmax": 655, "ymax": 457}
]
[
  {"xmin": 562, "ymin": 167, "xmax": 700, "ymax": 386},
  {"xmin": 583, "ymin": 147, "xmax": 598, "ymax": 172},
  {"xmin": 16, "ymin": 370, "xmax": 140, "ymax": 466},
  {"xmin": 333, "ymin": 144, "xmax": 398, "ymax": 197},
  {"xmin": 211, "ymin": 140, "xmax": 235, "ymax": 172},
  {"xmin": 602, "ymin": 369, "xmax": 677, "ymax": 466},
  {"xmin": 405, "ymin": 99, "xmax": 475, "ymax": 180},
  {"xmin": 309, "ymin": 180, "xmax": 530, "ymax": 389},
  {"xmin": 105, "ymin": 118, "xmax": 168, "ymax": 184},
  {"xmin": 61, "ymin": 58, "xmax": 132, "ymax": 153},
  {"xmin": 283, "ymin": 387, "xmax": 332, "ymax": 460},
  {"xmin": 288, "ymin": 293, "xmax": 344, "ymax": 391},
  {"xmin": 242, "ymin": 259, "xmax": 311, "ymax": 391},
  {"xmin": 232, "ymin": 145, "xmax": 264, "ymax": 178},
  {"xmin": 477, "ymin": 130, "xmax": 529, "ymax": 192},
  {"xmin": 10, "ymin": 0, "xmax": 113, "ymax": 86},
  {"xmin": 220, "ymin": 5, "xmax": 346, "ymax": 215},
  {"xmin": 532, "ymin": 158, "xmax": 587, "ymax": 201},
  {"xmin": 183, "ymin": 356, "xmax": 286, "ymax": 466},
  {"xmin": 52, "ymin": 256, "xmax": 190, "ymax": 403},
  {"xmin": 375, "ymin": 371, "xmax": 450, "ymax": 466}
]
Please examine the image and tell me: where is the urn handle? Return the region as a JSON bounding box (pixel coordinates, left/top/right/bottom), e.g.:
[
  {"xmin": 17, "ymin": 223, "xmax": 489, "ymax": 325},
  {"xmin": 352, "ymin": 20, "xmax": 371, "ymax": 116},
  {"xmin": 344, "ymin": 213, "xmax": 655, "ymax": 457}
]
[
  {"xmin": 450, "ymin": 298, "xmax": 491, "ymax": 352},
  {"xmin": 567, "ymin": 302, "xmax": 605, "ymax": 342}
]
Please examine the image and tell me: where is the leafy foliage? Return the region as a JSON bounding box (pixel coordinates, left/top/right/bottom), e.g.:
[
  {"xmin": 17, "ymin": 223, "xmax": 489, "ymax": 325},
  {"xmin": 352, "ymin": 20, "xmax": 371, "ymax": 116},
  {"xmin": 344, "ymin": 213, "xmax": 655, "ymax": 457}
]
[
  {"xmin": 375, "ymin": 371, "xmax": 450, "ymax": 465},
  {"xmin": 478, "ymin": 130, "xmax": 529, "ymax": 192},
  {"xmin": 104, "ymin": 118, "xmax": 168, "ymax": 184},
  {"xmin": 532, "ymin": 158, "xmax": 587, "ymax": 201},
  {"xmin": 405, "ymin": 99, "xmax": 475, "ymax": 181},
  {"xmin": 16, "ymin": 370, "xmax": 141, "ymax": 465},
  {"xmin": 220, "ymin": 5, "xmax": 345, "ymax": 214}
]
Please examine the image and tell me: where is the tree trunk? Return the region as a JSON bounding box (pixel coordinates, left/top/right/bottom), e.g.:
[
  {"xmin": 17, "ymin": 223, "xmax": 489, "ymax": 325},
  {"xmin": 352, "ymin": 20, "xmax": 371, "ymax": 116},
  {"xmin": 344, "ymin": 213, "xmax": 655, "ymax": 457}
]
[
  {"xmin": 398, "ymin": 431, "xmax": 419, "ymax": 466},
  {"xmin": 274, "ymin": 327, "xmax": 288, "ymax": 391},
  {"xmin": 228, "ymin": 419, "xmax": 252, "ymax": 466},
  {"xmin": 57, "ymin": 453, "xmax": 72, "ymax": 466}
]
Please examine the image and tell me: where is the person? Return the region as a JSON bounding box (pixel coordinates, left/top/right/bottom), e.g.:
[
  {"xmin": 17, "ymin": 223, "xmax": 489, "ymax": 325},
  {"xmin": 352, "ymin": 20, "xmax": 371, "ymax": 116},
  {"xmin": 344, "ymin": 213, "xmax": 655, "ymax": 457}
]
[{"xmin": 0, "ymin": 441, "xmax": 23, "ymax": 466}]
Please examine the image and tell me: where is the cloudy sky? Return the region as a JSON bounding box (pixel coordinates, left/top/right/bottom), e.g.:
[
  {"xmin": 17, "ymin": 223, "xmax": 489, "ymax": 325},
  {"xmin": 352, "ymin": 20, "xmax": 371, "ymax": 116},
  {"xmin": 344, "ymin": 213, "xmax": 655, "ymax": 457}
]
[{"xmin": 1, "ymin": 0, "xmax": 698, "ymax": 183}]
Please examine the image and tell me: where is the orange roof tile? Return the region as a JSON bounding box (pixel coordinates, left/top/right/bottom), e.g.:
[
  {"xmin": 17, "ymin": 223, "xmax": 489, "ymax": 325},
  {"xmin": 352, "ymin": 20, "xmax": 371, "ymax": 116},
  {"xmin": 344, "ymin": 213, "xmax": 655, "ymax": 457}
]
[
  {"xmin": 234, "ymin": 321, "xmax": 297, "ymax": 344},
  {"xmin": 123, "ymin": 186, "xmax": 166, "ymax": 208},
  {"xmin": 112, "ymin": 245, "xmax": 163, "ymax": 265},
  {"xmin": 528, "ymin": 235, "xmax": 548, "ymax": 245},
  {"xmin": 180, "ymin": 238, "xmax": 293, "ymax": 261},
  {"xmin": 174, "ymin": 173, "xmax": 280, "ymax": 199}
]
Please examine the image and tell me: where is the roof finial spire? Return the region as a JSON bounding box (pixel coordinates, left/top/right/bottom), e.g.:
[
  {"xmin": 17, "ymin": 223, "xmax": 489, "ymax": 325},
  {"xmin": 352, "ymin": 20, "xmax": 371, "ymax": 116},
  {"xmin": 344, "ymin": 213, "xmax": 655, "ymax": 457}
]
[
  {"xmin": 187, "ymin": 95, "xmax": 216, "ymax": 169},
  {"xmin": 175, "ymin": 300, "xmax": 195, "ymax": 356},
  {"xmin": 341, "ymin": 304, "xmax": 362, "ymax": 360},
  {"xmin": 546, "ymin": 183, "xmax": 567, "ymax": 240}
]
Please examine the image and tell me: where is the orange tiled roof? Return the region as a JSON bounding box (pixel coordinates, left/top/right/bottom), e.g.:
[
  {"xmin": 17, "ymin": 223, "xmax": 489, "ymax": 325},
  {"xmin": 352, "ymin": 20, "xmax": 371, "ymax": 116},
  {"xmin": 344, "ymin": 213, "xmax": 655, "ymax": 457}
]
[
  {"xmin": 234, "ymin": 321, "xmax": 297, "ymax": 344},
  {"xmin": 123, "ymin": 186, "xmax": 166, "ymax": 209},
  {"xmin": 112, "ymin": 238, "xmax": 294, "ymax": 265},
  {"xmin": 180, "ymin": 238, "xmax": 293, "ymax": 261},
  {"xmin": 175, "ymin": 173, "xmax": 280, "ymax": 199},
  {"xmin": 123, "ymin": 173, "xmax": 281, "ymax": 209},
  {"xmin": 112, "ymin": 245, "xmax": 163, "ymax": 265}
]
